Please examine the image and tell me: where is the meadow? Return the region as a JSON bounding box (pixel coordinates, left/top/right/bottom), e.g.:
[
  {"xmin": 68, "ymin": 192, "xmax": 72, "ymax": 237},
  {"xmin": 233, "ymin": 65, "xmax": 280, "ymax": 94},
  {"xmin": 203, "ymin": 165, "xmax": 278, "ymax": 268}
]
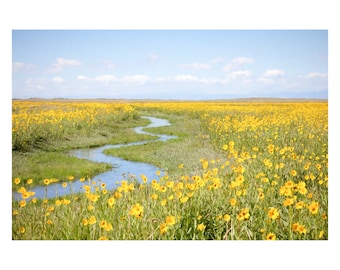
[{"xmin": 12, "ymin": 99, "xmax": 328, "ymax": 240}]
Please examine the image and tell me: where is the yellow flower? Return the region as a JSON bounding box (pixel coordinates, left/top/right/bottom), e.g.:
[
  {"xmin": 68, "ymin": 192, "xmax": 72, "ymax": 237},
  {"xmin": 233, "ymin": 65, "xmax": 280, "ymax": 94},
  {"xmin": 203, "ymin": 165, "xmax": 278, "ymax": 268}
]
[
  {"xmin": 86, "ymin": 193, "xmax": 100, "ymax": 202},
  {"xmin": 128, "ymin": 203, "xmax": 144, "ymax": 218},
  {"xmin": 197, "ymin": 223, "xmax": 206, "ymax": 232},
  {"xmin": 298, "ymin": 225, "xmax": 307, "ymax": 235},
  {"xmin": 98, "ymin": 236, "xmax": 108, "ymax": 240},
  {"xmin": 14, "ymin": 178, "xmax": 21, "ymax": 185},
  {"xmin": 88, "ymin": 216, "xmax": 97, "ymax": 225},
  {"xmin": 105, "ymin": 223, "xmax": 113, "ymax": 232},
  {"xmin": 87, "ymin": 204, "xmax": 94, "ymax": 211},
  {"xmin": 19, "ymin": 200, "xmax": 26, "ymax": 208},
  {"xmin": 101, "ymin": 183, "xmax": 106, "ymax": 189},
  {"xmin": 83, "ymin": 185, "xmax": 91, "ymax": 194},
  {"xmin": 17, "ymin": 187, "xmax": 27, "ymax": 193},
  {"xmin": 295, "ymin": 201, "xmax": 304, "ymax": 209},
  {"xmin": 223, "ymin": 214, "xmax": 231, "ymax": 222},
  {"xmin": 160, "ymin": 186, "xmax": 167, "ymax": 193},
  {"xmin": 62, "ymin": 199, "xmax": 71, "ymax": 205},
  {"xmin": 21, "ymin": 191, "xmax": 30, "ymax": 199},
  {"xmin": 308, "ymin": 201, "xmax": 319, "ymax": 215},
  {"xmin": 266, "ymin": 233, "xmax": 276, "ymax": 240},
  {"xmin": 151, "ymin": 194, "xmax": 158, "ymax": 200},
  {"xmin": 27, "ymin": 179, "xmax": 33, "ymax": 185},
  {"xmin": 62, "ymin": 182, "xmax": 67, "ymax": 188},
  {"xmin": 283, "ymin": 197, "xmax": 294, "ymax": 207},
  {"xmin": 141, "ymin": 174, "xmax": 148, "ymax": 183},
  {"xmin": 165, "ymin": 215, "xmax": 176, "ymax": 226},
  {"xmin": 107, "ymin": 197, "xmax": 115, "ymax": 208},
  {"xmin": 292, "ymin": 222, "xmax": 307, "ymax": 234},
  {"xmin": 114, "ymin": 191, "xmax": 122, "ymax": 199},
  {"xmin": 19, "ymin": 227, "xmax": 25, "ymax": 234},
  {"xmin": 258, "ymin": 192, "xmax": 265, "ymax": 200},
  {"xmin": 161, "ymin": 199, "xmax": 167, "ymax": 206},
  {"xmin": 292, "ymin": 223, "xmax": 299, "ymax": 232},
  {"xmin": 55, "ymin": 199, "xmax": 62, "ymax": 206},
  {"xmin": 100, "ymin": 220, "xmax": 108, "ymax": 229},
  {"xmin": 47, "ymin": 219, "xmax": 53, "ymax": 225},
  {"xmin": 160, "ymin": 223, "xmax": 168, "ymax": 235},
  {"xmin": 319, "ymin": 230, "xmax": 324, "ymax": 239},
  {"xmin": 82, "ymin": 218, "xmax": 89, "ymax": 226},
  {"xmin": 268, "ymin": 207, "xmax": 280, "ymax": 220},
  {"xmin": 180, "ymin": 196, "xmax": 188, "ymax": 203},
  {"xmin": 43, "ymin": 179, "xmax": 50, "ymax": 185},
  {"xmin": 230, "ymin": 198, "xmax": 237, "ymax": 206},
  {"xmin": 237, "ymin": 208, "xmax": 250, "ymax": 221}
]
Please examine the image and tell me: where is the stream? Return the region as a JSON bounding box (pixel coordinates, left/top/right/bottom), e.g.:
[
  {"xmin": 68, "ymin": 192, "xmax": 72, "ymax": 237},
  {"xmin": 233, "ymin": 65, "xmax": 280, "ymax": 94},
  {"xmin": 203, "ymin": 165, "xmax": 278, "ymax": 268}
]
[{"xmin": 13, "ymin": 116, "xmax": 177, "ymax": 200}]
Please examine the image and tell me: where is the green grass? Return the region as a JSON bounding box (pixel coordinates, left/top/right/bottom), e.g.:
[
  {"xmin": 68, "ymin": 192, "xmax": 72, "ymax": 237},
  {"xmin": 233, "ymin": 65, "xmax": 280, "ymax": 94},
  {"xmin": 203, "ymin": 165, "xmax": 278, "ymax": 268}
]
[
  {"xmin": 12, "ymin": 152, "xmax": 112, "ymax": 188},
  {"xmin": 104, "ymin": 114, "xmax": 223, "ymax": 175},
  {"xmin": 12, "ymin": 116, "xmax": 157, "ymax": 188}
]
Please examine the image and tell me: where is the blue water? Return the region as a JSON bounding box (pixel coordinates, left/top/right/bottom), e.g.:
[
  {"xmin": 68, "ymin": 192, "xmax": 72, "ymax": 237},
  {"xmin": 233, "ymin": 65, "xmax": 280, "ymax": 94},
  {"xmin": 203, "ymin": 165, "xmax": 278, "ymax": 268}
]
[{"xmin": 12, "ymin": 116, "xmax": 177, "ymax": 200}]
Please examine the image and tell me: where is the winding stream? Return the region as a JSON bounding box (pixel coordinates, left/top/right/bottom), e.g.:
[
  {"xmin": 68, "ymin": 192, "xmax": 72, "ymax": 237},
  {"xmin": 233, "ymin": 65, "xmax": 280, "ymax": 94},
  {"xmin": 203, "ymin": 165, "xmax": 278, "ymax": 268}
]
[{"xmin": 13, "ymin": 116, "xmax": 177, "ymax": 200}]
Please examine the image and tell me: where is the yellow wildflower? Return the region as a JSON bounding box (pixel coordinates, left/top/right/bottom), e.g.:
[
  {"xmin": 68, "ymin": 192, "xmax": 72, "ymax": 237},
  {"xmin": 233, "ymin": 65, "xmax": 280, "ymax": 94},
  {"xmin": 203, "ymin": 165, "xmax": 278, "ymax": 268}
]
[
  {"xmin": 308, "ymin": 201, "xmax": 319, "ymax": 215},
  {"xmin": 107, "ymin": 197, "xmax": 115, "ymax": 208},
  {"xmin": 165, "ymin": 215, "xmax": 176, "ymax": 226},
  {"xmin": 266, "ymin": 233, "xmax": 276, "ymax": 240},
  {"xmin": 197, "ymin": 223, "xmax": 206, "ymax": 232}
]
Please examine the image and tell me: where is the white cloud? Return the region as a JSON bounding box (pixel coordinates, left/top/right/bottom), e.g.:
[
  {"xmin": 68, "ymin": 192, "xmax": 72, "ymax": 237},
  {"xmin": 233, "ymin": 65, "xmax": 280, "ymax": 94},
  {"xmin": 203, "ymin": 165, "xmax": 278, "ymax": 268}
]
[
  {"xmin": 122, "ymin": 75, "xmax": 150, "ymax": 84},
  {"xmin": 94, "ymin": 74, "xmax": 117, "ymax": 83},
  {"xmin": 302, "ymin": 72, "xmax": 328, "ymax": 79},
  {"xmin": 223, "ymin": 57, "xmax": 254, "ymax": 72},
  {"xmin": 24, "ymin": 77, "xmax": 46, "ymax": 90},
  {"xmin": 229, "ymin": 70, "xmax": 252, "ymax": 79},
  {"xmin": 52, "ymin": 57, "xmax": 82, "ymax": 72},
  {"xmin": 180, "ymin": 62, "xmax": 211, "ymax": 70},
  {"xmin": 174, "ymin": 74, "xmax": 199, "ymax": 82},
  {"xmin": 52, "ymin": 76, "xmax": 64, "ymax": 83},
  {"xmin": 77, "ymin": 75, "xmax": 91, "ymax": 80},
  {"xmin": 155, "ymin": 75, "xmax": 230, "ymax": 85},
  {"xmin": 263, "ymin": 69, "xmax": 285, "ymax": 77},
  {"xmin": 12, "ymin": 62, "xmax": 35, "ymax": 72},
  {"xmin": 258, "ymin": 77, "xmax": 274, "ymax": 85},
  {"xmin": 231, "ymin": 57, "xmax": 254, "ymax": 65}
]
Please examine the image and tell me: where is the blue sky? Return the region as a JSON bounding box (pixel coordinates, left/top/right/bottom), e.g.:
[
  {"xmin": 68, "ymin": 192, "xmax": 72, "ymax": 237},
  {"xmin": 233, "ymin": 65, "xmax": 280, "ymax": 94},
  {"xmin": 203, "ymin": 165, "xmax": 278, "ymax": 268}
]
[{"xmin": 12, "ymin": 30, "xmax": 328, "ymax": 99}]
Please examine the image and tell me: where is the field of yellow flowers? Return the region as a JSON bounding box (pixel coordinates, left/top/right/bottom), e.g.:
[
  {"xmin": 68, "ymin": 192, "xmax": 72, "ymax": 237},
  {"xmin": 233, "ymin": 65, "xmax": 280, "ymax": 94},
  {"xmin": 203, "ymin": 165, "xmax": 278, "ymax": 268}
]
[{"xmin": 12, "ymin": 100, "xmax": 328, "ymax": 240}]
